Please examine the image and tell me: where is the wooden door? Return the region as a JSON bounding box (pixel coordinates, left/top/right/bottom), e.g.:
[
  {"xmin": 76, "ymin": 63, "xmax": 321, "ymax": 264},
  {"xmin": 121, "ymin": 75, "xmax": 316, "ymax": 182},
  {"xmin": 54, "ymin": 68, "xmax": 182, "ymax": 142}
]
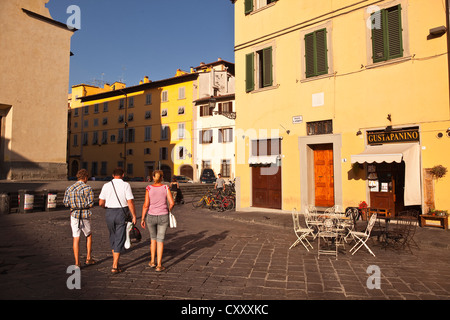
[
  {"xmin": 180, "ymin": 165, "xmax": 193, "ymax": 179},
  {"xmin": 252, "ymin": 165, "xmax": 281, "ymax": 209},
  {"xmin": 313, "ymin": 145, "xmax": 334, "ymax": 207}
]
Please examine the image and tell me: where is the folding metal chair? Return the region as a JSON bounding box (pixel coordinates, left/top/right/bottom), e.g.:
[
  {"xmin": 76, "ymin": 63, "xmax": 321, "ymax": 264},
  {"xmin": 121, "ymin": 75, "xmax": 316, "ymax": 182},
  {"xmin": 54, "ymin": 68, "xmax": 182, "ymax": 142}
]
[
  {"xmin": 304, "ymin": 207, "xmax": 322, "ymax": 239},
  {"xmin": 318, "ymin": 217, "xmax": 339, "ymax": 260},
  {"xmin": 289, "ymin": 209, "xmax": 314, "ymax": 251},
  {"xmin": 349, "ymin": 212, "xmax": 377, "ymax": 257}
]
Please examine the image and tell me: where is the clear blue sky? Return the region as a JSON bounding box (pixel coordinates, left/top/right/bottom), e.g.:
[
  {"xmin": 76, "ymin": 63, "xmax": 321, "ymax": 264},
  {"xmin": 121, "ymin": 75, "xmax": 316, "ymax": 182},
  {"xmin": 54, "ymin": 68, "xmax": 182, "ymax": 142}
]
[{"xmin": 46, "ymin": 0, "xmax": 235, "ymax": 91}]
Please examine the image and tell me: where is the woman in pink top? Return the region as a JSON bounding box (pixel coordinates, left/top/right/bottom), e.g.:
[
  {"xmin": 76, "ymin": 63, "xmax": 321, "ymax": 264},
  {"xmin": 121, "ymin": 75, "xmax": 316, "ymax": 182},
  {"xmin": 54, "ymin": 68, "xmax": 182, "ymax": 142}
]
[{"xmin": 141, "ymin": 170, "xmax": 174, "ymax": 271}]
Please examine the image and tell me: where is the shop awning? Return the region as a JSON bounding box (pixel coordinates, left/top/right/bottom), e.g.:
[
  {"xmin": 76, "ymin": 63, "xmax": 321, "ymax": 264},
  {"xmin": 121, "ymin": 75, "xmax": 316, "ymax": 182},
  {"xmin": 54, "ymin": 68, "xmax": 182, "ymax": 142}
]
[
  {"xmin": 248, "ymin": 155, "xmax": 280, "ymax": 165},
  {"xmin": 351, "ymin": 143, "xmax": 414, "ymax": 164},
  {"xmin": 351, "ymin": 143, "xmax": 421, "ymax": 206}
]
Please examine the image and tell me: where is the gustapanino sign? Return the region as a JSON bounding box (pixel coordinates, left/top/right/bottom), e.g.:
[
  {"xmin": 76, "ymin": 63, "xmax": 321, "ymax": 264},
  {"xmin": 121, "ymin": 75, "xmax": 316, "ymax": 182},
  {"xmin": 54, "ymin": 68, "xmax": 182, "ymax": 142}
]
[{"xmin": 367, "ymin": 128, "xmax": 420, "ymax": 145}]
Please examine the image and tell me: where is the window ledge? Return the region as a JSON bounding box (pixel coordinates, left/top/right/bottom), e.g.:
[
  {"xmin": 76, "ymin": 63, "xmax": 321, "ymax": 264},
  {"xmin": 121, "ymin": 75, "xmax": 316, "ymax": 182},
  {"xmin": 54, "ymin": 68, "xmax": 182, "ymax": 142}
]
[
  {"xmin": 300, "ymin": 73, "xmax": 334, "ymax": 83},
  {"xmin": 365, "ymin": 56, "xmax": 412, "ymax": 69},
  {"xmin": 250, "ymin": 84, "xmax": 279, "ymax": 94}
]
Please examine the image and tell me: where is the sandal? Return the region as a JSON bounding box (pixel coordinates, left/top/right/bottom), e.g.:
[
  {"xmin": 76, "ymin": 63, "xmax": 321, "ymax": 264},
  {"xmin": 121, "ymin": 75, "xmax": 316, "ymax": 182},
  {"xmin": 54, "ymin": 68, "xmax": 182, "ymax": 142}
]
[
  {"xmin": 155, "ymin": 266, "xmax": 166, "ymax": 272},
  {"xmin": 148, "ymin": 262, "xmax": 156, "ymax": 268},
  {"xmin": 85, "ymin": 259, "xmax": 96, "ymax": 265},
  {"xmin": 111, "ymin": 267, "xmax": 123, "ymax": 274}
]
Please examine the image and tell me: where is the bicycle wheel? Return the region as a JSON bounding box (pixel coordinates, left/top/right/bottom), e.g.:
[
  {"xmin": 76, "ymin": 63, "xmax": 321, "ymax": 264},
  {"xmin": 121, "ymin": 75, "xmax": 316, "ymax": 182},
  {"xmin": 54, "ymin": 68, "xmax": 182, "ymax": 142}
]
[
  {"xmin": 223, "ymin": 198, "xmax": 235, "ymax": 211},
  {"xmin": 211, "ymin": 199, "xmax": 223, "ymax": 212},
  {"xmin": 192, "ymin": 196, "xmax": 205, "ymax": 208}
]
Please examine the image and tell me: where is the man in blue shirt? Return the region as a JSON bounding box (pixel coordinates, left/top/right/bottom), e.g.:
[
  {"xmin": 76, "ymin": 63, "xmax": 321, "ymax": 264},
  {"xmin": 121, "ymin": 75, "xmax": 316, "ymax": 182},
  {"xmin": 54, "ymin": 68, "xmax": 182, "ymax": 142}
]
[{"xmin": 63, "ymin": 169, "xmax": 95, "ymax": 268}]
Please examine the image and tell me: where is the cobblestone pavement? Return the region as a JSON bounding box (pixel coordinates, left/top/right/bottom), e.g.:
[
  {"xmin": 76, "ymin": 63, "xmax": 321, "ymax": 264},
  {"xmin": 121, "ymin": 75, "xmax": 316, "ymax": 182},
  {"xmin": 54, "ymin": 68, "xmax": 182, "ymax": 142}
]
[{"xmin": 0, "ymin": 200, "xmax": 450, "ymax": 305}]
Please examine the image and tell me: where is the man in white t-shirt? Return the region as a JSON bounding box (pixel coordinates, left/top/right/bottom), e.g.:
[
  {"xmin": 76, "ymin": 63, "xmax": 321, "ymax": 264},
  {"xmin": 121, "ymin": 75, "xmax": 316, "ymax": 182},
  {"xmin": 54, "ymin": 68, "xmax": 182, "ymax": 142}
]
[
  {"xmin": 215, "ymin": 173, "xmax": 225, "ymax": 193},
  {"xmin": 99, "ymin": 168, "xmax": 137, "ymax": 274}
]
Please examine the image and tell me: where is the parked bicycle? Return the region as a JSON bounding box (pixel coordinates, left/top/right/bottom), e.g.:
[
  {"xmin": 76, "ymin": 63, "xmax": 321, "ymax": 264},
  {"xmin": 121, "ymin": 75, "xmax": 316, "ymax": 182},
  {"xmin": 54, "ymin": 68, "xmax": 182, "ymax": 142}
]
[
  {"xmin": 191, "ymin": 189, "xmax": 222, "ymax": 211},
  {"xmin": 192, "ymin": 188, "xmax": 235, "ymax": 212}
]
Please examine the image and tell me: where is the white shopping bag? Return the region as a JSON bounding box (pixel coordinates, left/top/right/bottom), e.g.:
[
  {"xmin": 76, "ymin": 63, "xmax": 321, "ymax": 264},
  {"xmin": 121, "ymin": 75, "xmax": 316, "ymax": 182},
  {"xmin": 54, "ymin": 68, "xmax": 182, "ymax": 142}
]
[
  {"xmin": 124, "ymin": 221, "xmax": 133, "ymax": 249},
  {"xmin": 169, "ymin": 212, "xmax": 177, "ymax": 228}
]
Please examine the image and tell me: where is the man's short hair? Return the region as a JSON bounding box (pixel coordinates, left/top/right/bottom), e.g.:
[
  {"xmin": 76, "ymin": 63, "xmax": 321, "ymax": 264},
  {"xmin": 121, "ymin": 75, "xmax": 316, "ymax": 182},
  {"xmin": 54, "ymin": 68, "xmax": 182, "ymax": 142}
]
[
  {"xmin": 76, "ymin": 169, "xmax": 89, "ymax": 181},
  {"xmin": 112, "ymin": 167, "xmax": 124, "ymax": 177}
]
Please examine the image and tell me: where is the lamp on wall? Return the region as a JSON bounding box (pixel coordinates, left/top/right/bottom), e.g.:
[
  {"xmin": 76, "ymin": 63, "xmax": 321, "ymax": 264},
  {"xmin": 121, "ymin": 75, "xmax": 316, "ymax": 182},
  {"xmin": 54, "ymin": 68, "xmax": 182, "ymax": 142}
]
[{"xmin": 429, "ymin": 26, "xmax": 447, "ymax": 36}]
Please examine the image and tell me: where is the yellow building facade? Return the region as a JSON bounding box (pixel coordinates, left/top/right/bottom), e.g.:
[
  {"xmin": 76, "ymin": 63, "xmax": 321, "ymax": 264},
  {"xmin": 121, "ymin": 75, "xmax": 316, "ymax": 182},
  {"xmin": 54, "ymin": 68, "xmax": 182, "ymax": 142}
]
[
  {"xmin": 70, "ymin": 72, "xmax": 198, "ymax": 181},
  {"xmin": 233, "ymin": 0, "xmax": 450, "ymax": 219}
]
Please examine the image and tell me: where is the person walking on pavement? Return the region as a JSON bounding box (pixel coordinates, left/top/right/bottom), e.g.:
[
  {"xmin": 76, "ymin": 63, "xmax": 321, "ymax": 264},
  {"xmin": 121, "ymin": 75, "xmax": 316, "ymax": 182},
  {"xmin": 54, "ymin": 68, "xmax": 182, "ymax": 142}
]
[
  {"xmin": 63, "ymin": 169, "xmax": 96, "ymax": 268},
  {"xmin": 215, "ymin": 173, "xmax": 225, "ymax": 193},
  {"xmin": 169, "ymin": 177, "xmax": 179, "ymax": 203},
  {"xmin": 99, "ymin": 168, "xmax": 137, "ymax": 274},
  {"xmin": 141, "ymin": 170, "xmax": 174, "ymax": 272}
]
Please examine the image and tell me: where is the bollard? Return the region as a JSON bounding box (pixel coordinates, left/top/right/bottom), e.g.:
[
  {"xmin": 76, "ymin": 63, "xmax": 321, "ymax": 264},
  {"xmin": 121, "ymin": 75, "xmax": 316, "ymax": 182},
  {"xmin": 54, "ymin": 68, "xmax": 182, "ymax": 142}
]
[
  {"xmin": 0, "ymin": 193, "xmax": 10, "ymax": 214},
  {"xmin": 44, "ymin": 189, "xmax": 57, "ymax": 212},
  {"xmin": 18, "ymin": 189, "xmax": 34, "ymax": 213}
]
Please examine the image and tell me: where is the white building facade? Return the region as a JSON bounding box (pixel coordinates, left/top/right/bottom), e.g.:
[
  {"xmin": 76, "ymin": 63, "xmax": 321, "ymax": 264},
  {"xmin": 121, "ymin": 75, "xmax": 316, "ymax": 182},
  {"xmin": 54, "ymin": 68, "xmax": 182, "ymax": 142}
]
[{"xmin": 193, "ymin": 60, "xmax": 236, "ymax": 182}]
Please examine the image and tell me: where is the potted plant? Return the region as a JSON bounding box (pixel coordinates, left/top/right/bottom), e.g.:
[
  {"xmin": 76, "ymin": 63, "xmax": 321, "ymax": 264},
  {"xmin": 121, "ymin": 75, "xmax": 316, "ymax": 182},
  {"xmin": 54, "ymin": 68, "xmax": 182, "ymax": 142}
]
[
  {"xmin": 430, "ymin": 165, "xmax": 448, "ymax": 180},
  {"xmin": 429, "ymin": 209, "xmax": 448, "ymax": 217},
  {"xmin": 359, "ymin": 201, "xmax": 368, "ymax": 221}
]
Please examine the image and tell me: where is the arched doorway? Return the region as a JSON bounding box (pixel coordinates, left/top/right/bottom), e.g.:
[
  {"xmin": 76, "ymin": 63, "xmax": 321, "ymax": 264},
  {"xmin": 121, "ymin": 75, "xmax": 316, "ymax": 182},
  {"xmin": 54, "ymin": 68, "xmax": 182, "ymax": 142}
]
[{"xmin": 180, "ymin": 165, "xmax": 193, "ymax": 179}]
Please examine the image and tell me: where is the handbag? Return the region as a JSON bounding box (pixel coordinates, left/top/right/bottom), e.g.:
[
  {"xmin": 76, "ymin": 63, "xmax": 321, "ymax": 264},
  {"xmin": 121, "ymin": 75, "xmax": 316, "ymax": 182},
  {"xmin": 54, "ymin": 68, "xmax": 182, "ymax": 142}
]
[
  {"xmin": 111, "ymin": 180, "xmax": 140, "ymax": 249},
  {"xmin": 169, "ymin": 212, "xmax": 177, "ymax": 228},
  {"xmin": 111, "ymin": 180, "xmax": 132, "ymax": 222}
]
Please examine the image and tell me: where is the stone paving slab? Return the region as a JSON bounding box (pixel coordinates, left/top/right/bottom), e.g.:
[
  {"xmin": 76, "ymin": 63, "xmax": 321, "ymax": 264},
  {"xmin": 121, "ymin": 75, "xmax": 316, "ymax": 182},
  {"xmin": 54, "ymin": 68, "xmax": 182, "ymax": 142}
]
[{"xmin": 0, "ymin": 200, "xmax": 449, "ymax": 306}]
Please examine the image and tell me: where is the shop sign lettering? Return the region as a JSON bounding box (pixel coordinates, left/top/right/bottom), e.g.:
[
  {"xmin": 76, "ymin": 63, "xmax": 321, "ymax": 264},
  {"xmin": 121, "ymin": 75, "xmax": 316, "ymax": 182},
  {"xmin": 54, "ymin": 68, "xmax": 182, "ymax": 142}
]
[{"xmin": 367, "ymin": 129, "xmax": 419, "ymax": 145}]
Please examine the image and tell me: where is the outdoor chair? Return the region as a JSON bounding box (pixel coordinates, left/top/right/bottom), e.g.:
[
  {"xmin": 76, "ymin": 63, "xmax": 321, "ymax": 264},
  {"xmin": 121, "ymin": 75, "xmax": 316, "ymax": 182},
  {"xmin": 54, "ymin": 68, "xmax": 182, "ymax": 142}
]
[
  {"xmin": 334, "ymin": 205, "xmax": 345, "ymax": 214},
  {"xmin": 304, "ymin": 207, "xmax": 322, "ymax": 239},
  {"xmin": 289, "ymin": 209, "xmax": 314, "ymax": 251},
  {"xmin": 345, "ymin": 207, "xmax": 360, "ymax": 231},
  {"xmin": 318, "ymin": 217, "xmax": 339, "ymax": 260},
  {"xmin": 325, "ymin": 207, "xmax": 335, "ymax": 215},
  {"xmin": 349, "ymin": 212, "xmax": 377, "ymax": 257},
  {"xmin": 384, "ymin": 211, "xmax": 419, "ymax": 253},
  {"xmin": 308, "ymin": 205, "xmax": 318, "ymax": 214}
]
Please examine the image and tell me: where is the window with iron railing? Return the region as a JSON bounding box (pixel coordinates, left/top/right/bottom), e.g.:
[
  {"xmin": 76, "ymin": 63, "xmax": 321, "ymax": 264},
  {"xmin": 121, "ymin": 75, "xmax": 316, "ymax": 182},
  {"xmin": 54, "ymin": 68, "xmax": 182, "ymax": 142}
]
[{"xmin": 306, "ymin": 120, "xmax": 333, "ymax": 135}]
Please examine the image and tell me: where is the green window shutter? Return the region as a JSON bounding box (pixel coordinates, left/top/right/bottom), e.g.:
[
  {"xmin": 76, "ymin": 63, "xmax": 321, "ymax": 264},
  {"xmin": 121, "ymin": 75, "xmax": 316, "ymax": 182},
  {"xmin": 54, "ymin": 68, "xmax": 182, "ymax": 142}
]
[
  {"xmin": 245, "ymin": 52, "xmax": 255, "ymax": 92},
  {"xmin": 386, "ymin": 5, "xmax": 403, "ymax": 60},
  {"xmin": 371, "ymin": 10, "xmax": 386, "ymax": 63},
  {"xmin": 315, "ymin": 29, "xmax": 328, "ymax": 75},
  {"xmin": 305, "ymin": 29, "xmax": 328, "ymax": 78},
  {"xmin": 305, "ymin": 33, "xmax": 315, "ymax": 78},
  {"xmin": 262, "ymin": 47, "xmax": 273, "ymax": 87},
  {"xmin": 245, "ymin": 0, "xmax": 253, "ymax": 15},
  {"xmin": 371, "ymin": 5, "xmax": 403, "ymax": 63}
]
